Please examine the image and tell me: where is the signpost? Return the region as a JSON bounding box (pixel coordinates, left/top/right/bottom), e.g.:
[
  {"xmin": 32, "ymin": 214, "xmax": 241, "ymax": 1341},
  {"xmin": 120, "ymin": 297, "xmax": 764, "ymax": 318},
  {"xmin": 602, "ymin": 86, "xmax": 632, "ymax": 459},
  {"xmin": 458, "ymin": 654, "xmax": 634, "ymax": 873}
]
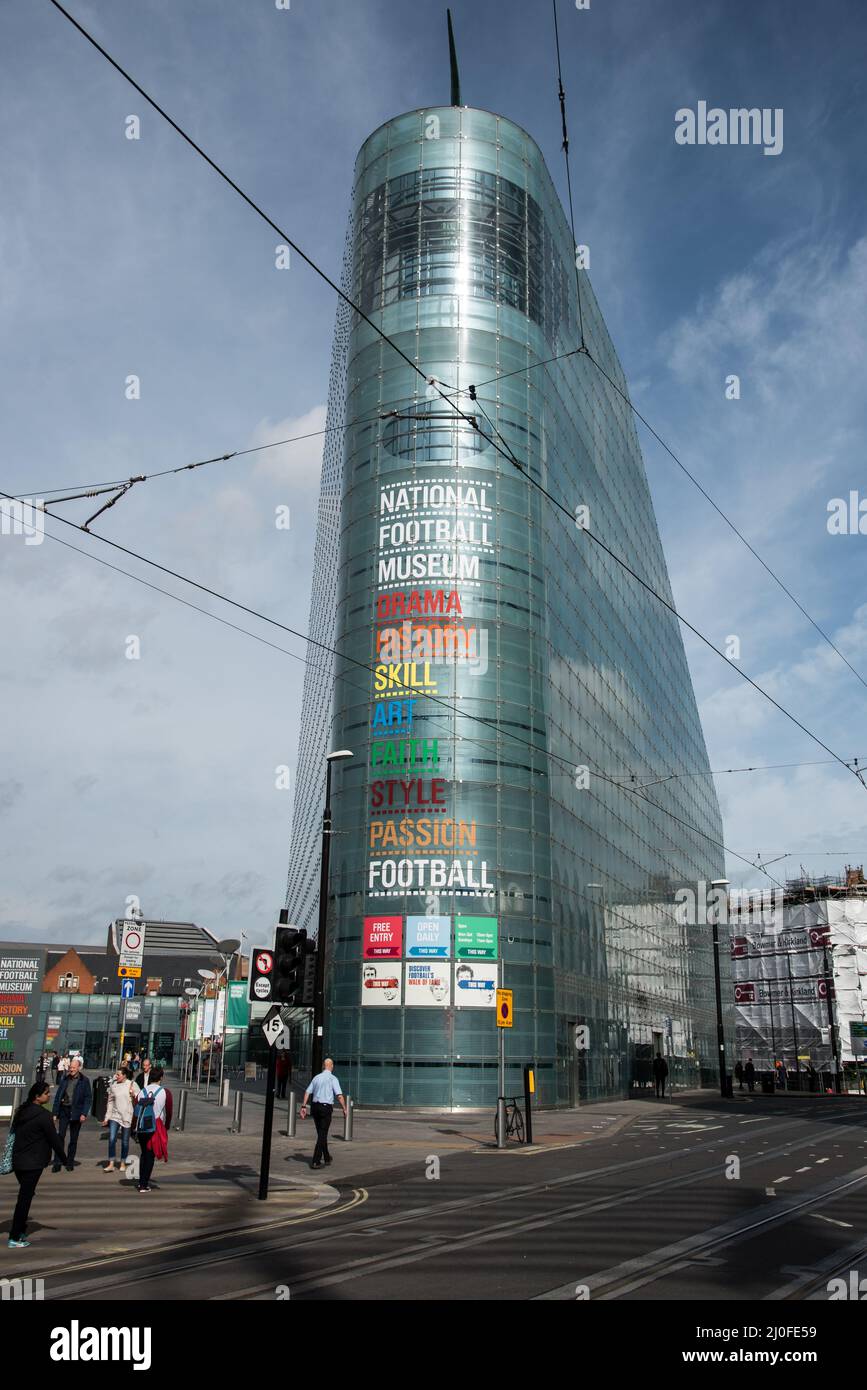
[
  {"xmin": 495, "ymin": 981, "xmax": 511, "ymax": 1148},
  {"xmin": 118, "ymin": 918, "xmax": 146, "ymax": 979},
  {"xmin": 248, "ymin": 947, "xmax": 275, "ymax": 1003},
  {"xmin": 116, "ymin": 918, "xmax": 146, "ymax": 1061},
  {"xmin": 258, "ymin": 1005, "xmax": 283, "ymax": 1201}
]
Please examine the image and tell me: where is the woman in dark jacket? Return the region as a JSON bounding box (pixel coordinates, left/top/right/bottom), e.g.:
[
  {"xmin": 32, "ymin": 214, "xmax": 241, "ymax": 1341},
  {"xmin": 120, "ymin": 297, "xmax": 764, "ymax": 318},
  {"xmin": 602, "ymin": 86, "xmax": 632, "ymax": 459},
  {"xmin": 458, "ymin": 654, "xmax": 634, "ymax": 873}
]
[{"xmin": 7, "ymin": 1081, "xmax": 67, "ymax": 1248}]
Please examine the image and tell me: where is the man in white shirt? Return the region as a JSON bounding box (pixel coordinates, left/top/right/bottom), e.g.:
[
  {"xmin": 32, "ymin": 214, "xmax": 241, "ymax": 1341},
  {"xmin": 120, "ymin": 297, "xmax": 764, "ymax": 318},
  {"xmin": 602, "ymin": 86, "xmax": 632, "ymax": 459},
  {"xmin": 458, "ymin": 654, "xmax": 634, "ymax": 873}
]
[{"xmin": 300, "ymin": 1059, "xmax": 347, "ymax": 1170}]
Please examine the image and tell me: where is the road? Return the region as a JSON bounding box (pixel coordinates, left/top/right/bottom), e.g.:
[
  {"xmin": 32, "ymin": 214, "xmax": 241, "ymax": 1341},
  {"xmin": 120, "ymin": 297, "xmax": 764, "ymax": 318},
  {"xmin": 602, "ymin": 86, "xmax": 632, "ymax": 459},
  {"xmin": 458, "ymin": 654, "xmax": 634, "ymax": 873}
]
[{"xmin": 36, "ymin": 1092, "xmax": 867, "ymax": 1302}]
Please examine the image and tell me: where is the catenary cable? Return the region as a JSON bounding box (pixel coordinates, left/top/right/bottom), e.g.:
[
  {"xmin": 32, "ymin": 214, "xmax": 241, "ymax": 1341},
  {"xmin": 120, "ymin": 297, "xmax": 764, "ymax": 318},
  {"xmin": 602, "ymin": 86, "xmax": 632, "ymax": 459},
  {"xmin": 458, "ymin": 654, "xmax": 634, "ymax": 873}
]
[
  {"xmin": 4, "ymin": 488, "xmax": 781, "ymax": 887},
  {"xmin": 45, "ymin": 0, "xmax": 863, "ymax": 789}
]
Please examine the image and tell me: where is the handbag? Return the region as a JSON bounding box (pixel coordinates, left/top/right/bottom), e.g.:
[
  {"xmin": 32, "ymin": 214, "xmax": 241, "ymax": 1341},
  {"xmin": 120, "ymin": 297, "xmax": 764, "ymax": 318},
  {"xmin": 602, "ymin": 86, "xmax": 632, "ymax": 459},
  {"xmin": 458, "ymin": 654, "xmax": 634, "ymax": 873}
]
[{"xmin": 0, "ymin": 1129, "xmax": 15, "ymax": 1176}]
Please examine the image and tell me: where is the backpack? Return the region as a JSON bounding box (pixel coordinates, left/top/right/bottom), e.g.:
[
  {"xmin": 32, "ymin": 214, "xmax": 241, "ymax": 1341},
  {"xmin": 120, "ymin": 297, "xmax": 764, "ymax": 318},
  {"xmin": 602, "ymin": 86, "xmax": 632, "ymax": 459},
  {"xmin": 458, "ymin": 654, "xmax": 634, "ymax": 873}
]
[{"xmin": 133, "ymin": 1086, "xmax": 163, "ymax": 1138}]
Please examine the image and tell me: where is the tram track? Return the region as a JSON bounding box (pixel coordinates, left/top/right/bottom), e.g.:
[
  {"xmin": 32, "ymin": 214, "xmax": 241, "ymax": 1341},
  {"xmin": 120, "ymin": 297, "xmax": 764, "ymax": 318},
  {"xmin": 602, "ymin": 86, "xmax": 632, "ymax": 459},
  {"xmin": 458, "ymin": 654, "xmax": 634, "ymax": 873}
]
[{"xmin": 41, "ymin": 1110, "xmax": 863, "ymax": 1301}]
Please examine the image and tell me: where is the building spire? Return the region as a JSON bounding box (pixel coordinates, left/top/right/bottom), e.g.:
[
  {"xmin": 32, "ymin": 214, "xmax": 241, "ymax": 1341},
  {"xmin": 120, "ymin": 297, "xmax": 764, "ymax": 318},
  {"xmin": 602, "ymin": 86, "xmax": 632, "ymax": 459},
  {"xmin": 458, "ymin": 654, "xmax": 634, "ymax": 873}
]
[{"xmin": 447, "ymin": 9, "xmax": 461, "ymax": 107}]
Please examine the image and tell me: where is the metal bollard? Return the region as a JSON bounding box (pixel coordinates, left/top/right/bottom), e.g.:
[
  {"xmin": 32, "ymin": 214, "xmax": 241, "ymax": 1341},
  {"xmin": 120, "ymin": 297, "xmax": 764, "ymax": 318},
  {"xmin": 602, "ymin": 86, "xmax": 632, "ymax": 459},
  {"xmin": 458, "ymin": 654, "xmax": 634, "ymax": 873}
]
[
  {"xmin": 287, "ymin": 1090, "xmax": 296, "ymax": 1138},
  {"xmin": 343, "ymin": 1095, "xmax": 353, "ymax": 1142},
  {"xmin": 496, "ymin": 1096, "xmax": 506, "ymax": 1149},
  {"xmin": 175, "ymin": 1090, "xmax": 188, "ymax": 1131},
  {"xmin": 220, "ymin": 1077, "xmax": 230, "ymax": 1108},
  {"xmin": 230, "ymin": 1090, "xmax": 243, "ymax": 1133},
  {"xmin": 10, "ymin": 1086, "xmax": 22, "ymax": 1118}
]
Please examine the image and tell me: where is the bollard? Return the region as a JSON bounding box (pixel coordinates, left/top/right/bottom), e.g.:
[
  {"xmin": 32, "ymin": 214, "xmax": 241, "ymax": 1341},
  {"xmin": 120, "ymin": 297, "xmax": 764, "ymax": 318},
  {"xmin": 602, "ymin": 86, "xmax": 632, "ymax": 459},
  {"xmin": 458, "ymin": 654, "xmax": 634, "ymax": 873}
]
[
  {"xmin": 496, "ymin": 1096, "xmax": 506, "ymax": 1149},
  {"xmin": 231, "ymin": 1090, "xmax": 243, "ymax": 1133},
  {"xmin": 287, "ymin": 1090, "xmax": 296, "ymax": 1138},
  {"xmin": 343, "ymin": 1095, "xmax": 353, "ymax": 1142},
  {"xmin": 220, "ymin": 1077, "xmax": 230, "ymax": 1108},
  {"xmin": 11, "ymin": 1085, "xmax": 22, "ymax": 1115},
  {"xmin": 175, "ymin": 1090, "xmax": 188, "ymax": 1132}
]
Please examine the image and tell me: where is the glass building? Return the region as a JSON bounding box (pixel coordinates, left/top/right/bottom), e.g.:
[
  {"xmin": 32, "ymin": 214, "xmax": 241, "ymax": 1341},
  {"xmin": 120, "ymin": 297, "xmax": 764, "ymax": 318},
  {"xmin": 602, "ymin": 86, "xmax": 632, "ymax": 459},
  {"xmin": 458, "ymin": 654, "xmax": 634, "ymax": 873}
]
[{"xmin": 286, "ymin": 106, "xmax": 725, "ymax": 1107}]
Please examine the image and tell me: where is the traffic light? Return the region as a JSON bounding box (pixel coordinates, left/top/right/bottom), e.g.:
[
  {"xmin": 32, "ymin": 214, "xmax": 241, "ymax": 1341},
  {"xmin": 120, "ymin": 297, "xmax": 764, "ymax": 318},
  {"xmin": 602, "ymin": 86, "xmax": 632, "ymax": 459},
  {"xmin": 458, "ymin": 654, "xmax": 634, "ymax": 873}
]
[
  {"xmin": 301, "ymin": 946, "xmax": 317, "ymax": 1007},
  {"xmin": 273, "ymin": 926, "xmax": 305, "ymax": 1003}
]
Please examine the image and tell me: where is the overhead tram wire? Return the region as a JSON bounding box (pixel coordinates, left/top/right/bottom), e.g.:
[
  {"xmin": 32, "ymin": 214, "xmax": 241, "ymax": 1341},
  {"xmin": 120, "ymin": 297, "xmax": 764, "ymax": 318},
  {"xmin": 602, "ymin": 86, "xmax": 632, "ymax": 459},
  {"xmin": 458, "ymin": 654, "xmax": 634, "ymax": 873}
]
[
  {"xmin": 2, "ymin": 483, "xmax": 779, "ymax": 887},
  {"xmin": 583, "ymin": 349, "xmax": 867, "ymax": 695},
  {"xmin": 457, "ymin": 2, "xmax": 867, "ymax": 696},
  {"xmin": 552, "ymin": 0, "xmax": 586, "ymax": 352},
  {"xmin": 44, "ymin": 6, "xmax": 863, "ymax": 787},
  {"xmin": 463, "ymin": 391, "xmax": 863, "ymax": 789},
  {"xmin": 17, "ymin": 397, "xmax": 412, "ymax": 501},
  {"xmin": 46, "ymin": 1, "xmax": 459, "ymax": 411}
]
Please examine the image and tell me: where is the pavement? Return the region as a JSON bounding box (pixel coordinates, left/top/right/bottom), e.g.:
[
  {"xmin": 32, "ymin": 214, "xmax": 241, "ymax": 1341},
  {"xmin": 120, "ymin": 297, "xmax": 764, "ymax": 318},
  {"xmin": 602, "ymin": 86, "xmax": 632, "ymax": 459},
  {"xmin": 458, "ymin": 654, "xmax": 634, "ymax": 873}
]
[{"xmin": 0, "ymin": 1081, "xmax": 649, "ymax": 1277}]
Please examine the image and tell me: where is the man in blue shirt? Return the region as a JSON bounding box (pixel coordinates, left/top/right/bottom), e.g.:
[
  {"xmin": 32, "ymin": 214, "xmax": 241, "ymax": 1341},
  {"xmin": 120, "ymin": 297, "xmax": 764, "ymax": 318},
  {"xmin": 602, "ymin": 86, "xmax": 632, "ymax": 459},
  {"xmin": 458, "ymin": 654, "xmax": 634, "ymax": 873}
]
[{"xmin": 300, "ymin": 1059, "xmax": 347, "ymax": 1169}]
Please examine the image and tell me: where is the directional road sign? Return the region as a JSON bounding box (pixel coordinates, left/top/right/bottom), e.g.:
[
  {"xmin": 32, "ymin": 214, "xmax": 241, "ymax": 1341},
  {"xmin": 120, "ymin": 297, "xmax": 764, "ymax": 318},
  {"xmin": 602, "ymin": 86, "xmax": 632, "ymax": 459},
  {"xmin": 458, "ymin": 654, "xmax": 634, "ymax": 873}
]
[{"xmin": 121, "ymin": 979, "xmax": 135, "ymax": 1000}]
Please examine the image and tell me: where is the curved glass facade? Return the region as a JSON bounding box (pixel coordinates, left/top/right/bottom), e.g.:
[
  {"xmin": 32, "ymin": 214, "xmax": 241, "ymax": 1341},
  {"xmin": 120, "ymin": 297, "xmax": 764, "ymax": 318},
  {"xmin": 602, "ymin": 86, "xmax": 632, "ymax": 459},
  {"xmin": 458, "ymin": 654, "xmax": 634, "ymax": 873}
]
[{"xmin": 288, "ymin": 106, "xmax": 725, "ymax": 1107}]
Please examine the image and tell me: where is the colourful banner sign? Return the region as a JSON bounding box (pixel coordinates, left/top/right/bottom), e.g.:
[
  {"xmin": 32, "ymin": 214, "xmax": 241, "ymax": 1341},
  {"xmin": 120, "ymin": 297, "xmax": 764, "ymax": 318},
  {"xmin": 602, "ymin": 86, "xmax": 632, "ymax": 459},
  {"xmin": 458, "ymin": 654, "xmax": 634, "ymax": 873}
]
[
  {"xmin": 454, "ymin": 960, "xmax": 498, "ymax": 1007},
  {"xmin": 0, "ymin": 949, "xmax": 46, "ymax": 1086},
  {"xmin": 406, "ymin": 915, "xmax": 450, "ymax": 957},
  {"xmin": 363, "ymin": 914, "xmax": 403, "ymax": 959},
  {"xmin": 404, "ymin": 961, "xmax": 451, "ymax": 1006},
  {"xmin": 361, "ymin": 962, "xmax": 402, "ymax": 1006},
  {"xmin": 454, "ymin": 916, "xmax": 498, "ymax": 960},
  {"xmin": 227, "ymin": 981, "xmax": 249, "ymax": 1028}
]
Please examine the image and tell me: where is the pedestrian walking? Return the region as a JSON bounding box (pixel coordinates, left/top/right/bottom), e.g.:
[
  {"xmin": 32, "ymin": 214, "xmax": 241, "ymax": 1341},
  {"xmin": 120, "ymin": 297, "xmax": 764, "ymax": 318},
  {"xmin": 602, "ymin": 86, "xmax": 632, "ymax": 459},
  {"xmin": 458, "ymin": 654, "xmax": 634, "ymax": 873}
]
[
  {"xmin": 652, "ymin": 1051, "xmax": 669, "ymax": 1098},
  {"xmin": 134, "ymin": 1056, "xmax": 152, "ymax": 1089},
  {"xmin": 50, "ymin": 1052, "xmax": 59, "ymax": 1079},
  {"xmin": 51, "ymin": 1057, "xmax": 92, "ymax": 1171},
  {"xmin": 132, "ymin": 1065, "xmax": 168, "ymax": 1193},
  {"xmin": 275, "ymin": 1049, "xmax": 291, "ymax": 1100},
  {"xmin": 101, "ymin": 1067, "xmax": 140, "ymax": 1172},
  {"xmin": 6, "ymin": 1081, "xmax": 68, "ymax": 1248},
  {"xmin": 744, "ymin": 1057, "xmax": 756, "ymax": 1093},
  {"xmin": 300, "ymin": 1058, "xmax": 347, "ymax": 1169},
  {"xmin": 57, "ymin": 1053, "xmax": 70, "ymax": 1079},
  {"xmin": 735, "ymin": 1060, "xmax": 744, "ymax": 1090}
]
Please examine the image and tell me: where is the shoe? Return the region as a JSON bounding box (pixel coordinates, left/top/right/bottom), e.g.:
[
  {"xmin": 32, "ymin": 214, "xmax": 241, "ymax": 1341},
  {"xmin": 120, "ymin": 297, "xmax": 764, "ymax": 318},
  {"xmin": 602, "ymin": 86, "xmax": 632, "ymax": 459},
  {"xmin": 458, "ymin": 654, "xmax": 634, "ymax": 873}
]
[
  {"xmin": 8, "ymin": 1237, "xmax": 30, "ymax": 1248},
  {"xmin": 66, "ymin": 1164, "xmax": 75, "ymax": 1172},
  {"xmin": 52, "ymin": 1164, "xmax": 61, "ymax": 1173},
  {"xmin": 118, "ymin": 1161, "xmax": 127, "ymax": 1172},
  {"xmin": 138, "ymin": 1185, "xmax": 151, "ymax": 1193},
  {"xmin": 310, "ymin": 1161, "xmax": 321, "ymax": 1170},
  {"xmin": 323, "ymin": 1157, "xmax": 333, "ymax": 1166},
  {"xmin": 103, "ymin": 1162, "xmax": 114, "ymax": 1172}
]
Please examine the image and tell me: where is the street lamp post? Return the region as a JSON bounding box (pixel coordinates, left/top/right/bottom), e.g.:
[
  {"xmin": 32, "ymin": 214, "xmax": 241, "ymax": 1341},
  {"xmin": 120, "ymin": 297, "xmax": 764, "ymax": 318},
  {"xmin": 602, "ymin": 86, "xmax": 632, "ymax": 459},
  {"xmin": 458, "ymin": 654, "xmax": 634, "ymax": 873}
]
[
  {"xmin": 215, "ymin": 939, "xmax": 241, "ymax": 1098},
  {"xmin": 312, "ymin": 749, "xmax": 353, "ymax": 1077},
  {"xmin": 183, "ymin": 987, "xmax": 199, "ymax": 1085},
  {"xmin": 822, "ymin": 940, "xmax": 842, "ymax": 1094},
  {"xmin": 197, "ymin": 969, "xmax": 218, "ymax": 1099},
  {"xmin": 711, "ymin": 879, "xmax": 731, "ymax": 1098}
]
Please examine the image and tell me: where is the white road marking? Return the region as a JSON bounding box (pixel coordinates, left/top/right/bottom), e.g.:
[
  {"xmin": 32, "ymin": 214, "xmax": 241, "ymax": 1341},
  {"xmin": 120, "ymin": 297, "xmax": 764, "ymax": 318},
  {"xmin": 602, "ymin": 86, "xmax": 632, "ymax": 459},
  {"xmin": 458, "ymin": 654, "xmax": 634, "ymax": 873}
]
[
  {"xmin": 810, "ymin": 1213, "xmax": 853, "ymax": 1229},
  {"xmin": 774, "ymin": 1176, "xmax": 792, "ymax": 1183}
]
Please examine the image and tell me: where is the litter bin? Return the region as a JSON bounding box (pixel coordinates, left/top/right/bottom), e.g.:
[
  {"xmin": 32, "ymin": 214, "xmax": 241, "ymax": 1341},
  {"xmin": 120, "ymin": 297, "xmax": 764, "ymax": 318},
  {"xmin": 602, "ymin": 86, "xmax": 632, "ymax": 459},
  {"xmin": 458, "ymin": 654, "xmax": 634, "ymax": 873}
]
[
  {"xmin": 724, "ymin": 1074, "xmax": 734, "ymax": 1097},
  {"xmin": 91, "ymin": 1075, "xmax": 110, "ymax": 1122},
  {"xmin": 761, "ymin": 1073, "xmax": 775, "ymax": 1094}
]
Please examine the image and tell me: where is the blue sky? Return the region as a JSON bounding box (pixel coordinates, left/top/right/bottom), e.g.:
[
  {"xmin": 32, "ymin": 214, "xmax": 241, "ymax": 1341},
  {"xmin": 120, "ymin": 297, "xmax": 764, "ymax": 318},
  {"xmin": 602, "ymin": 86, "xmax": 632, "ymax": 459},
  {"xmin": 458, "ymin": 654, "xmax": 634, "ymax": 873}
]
[{"xmin": 2, "ymin": 0, "xmax": 866, "ymax": 946}]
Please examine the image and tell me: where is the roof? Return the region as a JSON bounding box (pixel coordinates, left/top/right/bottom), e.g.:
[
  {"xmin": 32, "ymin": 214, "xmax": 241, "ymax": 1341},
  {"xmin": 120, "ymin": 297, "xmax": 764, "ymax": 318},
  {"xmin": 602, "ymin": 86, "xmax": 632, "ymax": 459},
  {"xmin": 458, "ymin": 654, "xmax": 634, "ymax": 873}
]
[{"xmin": 108, "ymin": 919, "xmax": 222, "ymax": 955}]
